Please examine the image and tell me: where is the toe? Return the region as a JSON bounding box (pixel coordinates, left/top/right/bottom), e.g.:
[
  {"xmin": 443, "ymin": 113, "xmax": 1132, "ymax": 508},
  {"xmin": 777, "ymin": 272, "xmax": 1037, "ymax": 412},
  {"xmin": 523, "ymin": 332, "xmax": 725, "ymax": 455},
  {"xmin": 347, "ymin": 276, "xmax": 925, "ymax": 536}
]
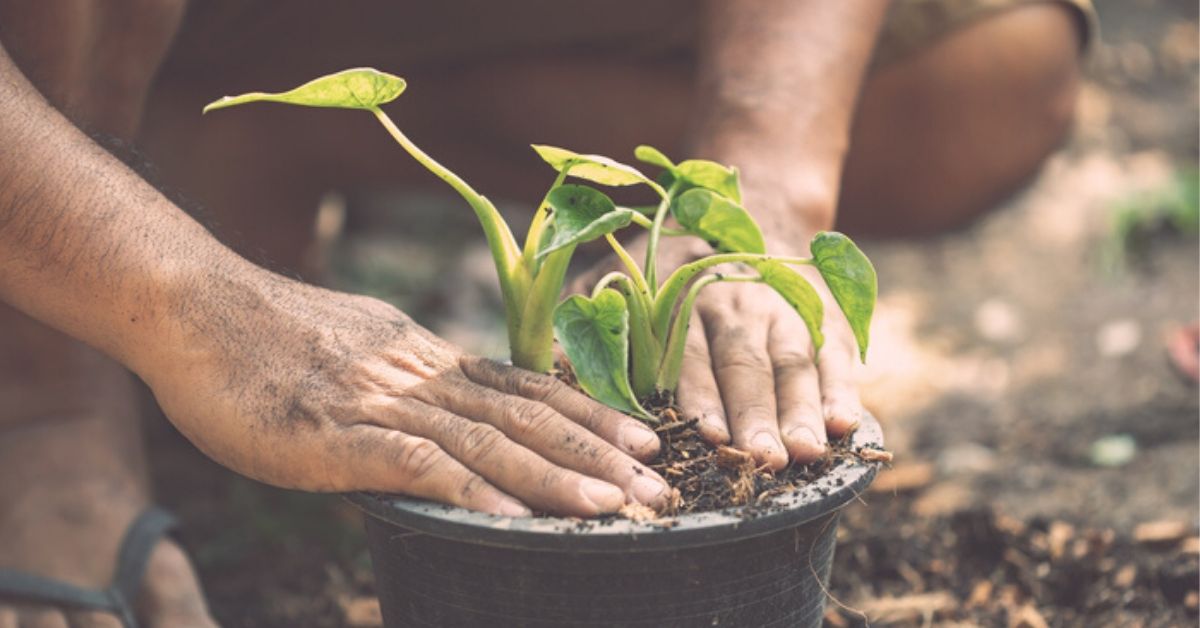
[
  {"xmin": 136, "ymin": 541, "xmax": 217, "ymax": 628},
  {"xmin": 65, "ymin": 611, "xmax": 122, "ymax": 628},
  {"xmin": 16, "ymin": 609, "xmax": 67, "ymax": 628}
]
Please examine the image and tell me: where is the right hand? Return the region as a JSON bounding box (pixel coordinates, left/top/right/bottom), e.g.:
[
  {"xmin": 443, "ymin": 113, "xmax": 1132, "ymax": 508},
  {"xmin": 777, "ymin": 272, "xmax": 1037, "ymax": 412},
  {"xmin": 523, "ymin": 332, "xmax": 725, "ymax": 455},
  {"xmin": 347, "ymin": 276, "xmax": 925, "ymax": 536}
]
[{"xmin": 142, "ymin": 270, "xmax": 670, "ymax": 517}]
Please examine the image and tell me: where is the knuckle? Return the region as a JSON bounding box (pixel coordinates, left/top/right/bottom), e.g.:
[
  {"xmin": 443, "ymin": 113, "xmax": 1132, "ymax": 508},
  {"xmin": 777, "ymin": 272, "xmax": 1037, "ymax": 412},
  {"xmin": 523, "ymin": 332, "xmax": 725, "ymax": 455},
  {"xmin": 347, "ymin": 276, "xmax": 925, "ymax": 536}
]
[
  {"xmin": 458, "ymin": 474, "xmax": 488, "ymax": 501},
  {"xmin": 714, "ymin": 346, "xmax": 771, "ymax": 372},
  {"xmin": 539, "ymin": 466, "xmax": 568, "ymax": 490},
  {"xmin": 394, "ymin": 436, "xmax": 444, "ymax": 482},
  {"xmin": 773, "ymin": 349, "xmax": 815, "ymax": 374},
  {"xmin": 504, "ymin": 400, "xmax": 559, "ymax": 436},
  {"xmin": 733, "ymin": 401, "xmax": 775, "ymax": 424},
  {"xmin": 515, "ymin": 371, "xmax": 559, "ymax": 402},
  {"xmin": 458, "ymin": 422, "xmax": 506, "ymax": 462}
]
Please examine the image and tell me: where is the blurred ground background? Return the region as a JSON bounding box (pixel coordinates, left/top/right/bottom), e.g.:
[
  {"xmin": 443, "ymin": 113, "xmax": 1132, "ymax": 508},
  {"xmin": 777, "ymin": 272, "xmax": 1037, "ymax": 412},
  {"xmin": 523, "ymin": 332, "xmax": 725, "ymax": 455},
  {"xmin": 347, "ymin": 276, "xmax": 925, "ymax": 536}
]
[{"xmin": 145, "ymin": 0, "xmax": 1199, "ymax": 625}]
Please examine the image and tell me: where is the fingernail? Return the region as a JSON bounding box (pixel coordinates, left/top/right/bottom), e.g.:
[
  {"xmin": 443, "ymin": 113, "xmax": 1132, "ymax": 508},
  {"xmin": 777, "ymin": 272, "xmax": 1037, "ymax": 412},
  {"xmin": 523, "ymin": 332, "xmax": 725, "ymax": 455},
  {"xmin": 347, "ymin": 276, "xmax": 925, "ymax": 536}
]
[
  {"xmin": 698, "ymin": 413, "xmax": 731, "ymax": 444},
  {"xmin": 631, "ymin": 474, "xmax": 668, "ymax": 506},
  {"xmin": 751, "ymin": 431, "xmax": 783, "ymax": 457},
  {"xmin": 619, "ymin": 423, "xmax": 659, "ymax": 454},
  {"xmin": 496, "ymin": 498, "xmax": 531, "ymax": 517},
  {"xmin": 580, "ymin": 478, "xmax": 624, "ymax": 513},
  {"xmin": 785, "ymin": 425, "xmax": 827, "ymax": 460}
]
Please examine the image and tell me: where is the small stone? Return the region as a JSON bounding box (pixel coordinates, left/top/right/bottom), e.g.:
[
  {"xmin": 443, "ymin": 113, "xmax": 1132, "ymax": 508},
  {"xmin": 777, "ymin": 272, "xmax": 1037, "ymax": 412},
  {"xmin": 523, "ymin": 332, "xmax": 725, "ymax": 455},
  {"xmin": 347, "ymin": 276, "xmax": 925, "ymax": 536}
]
[
  {"xmin": 870, "ymin": 462, "xmax": 933, "ymax": 493},
  {"xmin": 1096, "ymin": 319, "xmax": 1142, "ymax": 357},
  {"xmin": 1048, "ymin": 521, "xmax": 1075, "ymax": 560},
  {"xmin": 938, "ymin": 442, "xmax": 998, "ymax": 475},
  {"xmin": 1134, "ymin": 520, "xmax": 1190, "ymax": 544},
  {"xmin": 1113, "ymin": 564, "xmax": 1138, "ymax": 588},
  {"xmin": 339, "ymin": 596, "xmax": 383, "ymax": 627},
  {"xmin": 1089, "ymin": 434, "xmax": 1137, "ymax": 467},
  {"xmin": 974, "ymin": 299, "xmax": 1024, "ymax": 343},
  {"xmin": 1012, "ymin": 604, "xmax": 1049, "ymax": 628}
]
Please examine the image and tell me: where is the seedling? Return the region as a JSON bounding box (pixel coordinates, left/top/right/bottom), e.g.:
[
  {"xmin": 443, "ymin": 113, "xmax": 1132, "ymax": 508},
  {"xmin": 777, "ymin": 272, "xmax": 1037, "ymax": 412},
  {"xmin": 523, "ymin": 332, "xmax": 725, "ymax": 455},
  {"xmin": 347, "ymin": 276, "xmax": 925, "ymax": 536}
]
[{"xmin": 205, "ymin": 68, "xmax": 877, "ymax": 422}]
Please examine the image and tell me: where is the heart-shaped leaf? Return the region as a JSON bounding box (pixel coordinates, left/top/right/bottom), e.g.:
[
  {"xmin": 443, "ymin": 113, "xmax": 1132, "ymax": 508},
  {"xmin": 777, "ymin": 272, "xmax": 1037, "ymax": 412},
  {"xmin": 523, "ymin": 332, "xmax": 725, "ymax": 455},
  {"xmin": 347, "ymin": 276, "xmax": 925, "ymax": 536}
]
[
  {"xmin": 671, "ymin": 188, "xmax": 766, "ymax": 254},
  {"xmin": 676, "ymin": 160, "xmax": 741, "ymax": 203},
  {"xmin": 634, "ymin": 145, "xmax": 676, "ymax": 171},
  {"xmin": 531, "ymin": 145, "xmax": 655, "ymax": 188},
  {"xmin": 203, "ymin": 68, "xmax": 405, "ymax": 113},
  {"xmin": 810, "ymin": 232, "xmax": 877, "ymax": 361},
  {"xmin": 553, "ymin": 290, "xmax": 653, "ymax": 420},
  {"xmin": 753, "ymin": 261, "xmax": 825, "ymax": 352},
  {"xmin": 537, "ymin": 185, "xmax": 636, "ymax": 258}
]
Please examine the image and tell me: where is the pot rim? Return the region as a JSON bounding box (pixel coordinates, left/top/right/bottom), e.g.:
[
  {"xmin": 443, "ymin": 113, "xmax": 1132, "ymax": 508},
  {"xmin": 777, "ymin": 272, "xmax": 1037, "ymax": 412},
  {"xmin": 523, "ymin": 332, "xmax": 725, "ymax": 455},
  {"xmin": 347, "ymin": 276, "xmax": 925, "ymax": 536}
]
[{"xmin": 347, "ymin": 413, "xmax": 883, "ymax": 552}]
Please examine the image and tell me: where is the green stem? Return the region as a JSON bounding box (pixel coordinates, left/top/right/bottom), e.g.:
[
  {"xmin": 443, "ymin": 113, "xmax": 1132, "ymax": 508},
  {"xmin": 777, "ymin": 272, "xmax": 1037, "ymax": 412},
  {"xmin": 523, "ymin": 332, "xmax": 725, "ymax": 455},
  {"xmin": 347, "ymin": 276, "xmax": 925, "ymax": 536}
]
[
  {"xmin": 604, "ymin": 233, "xmax": 651, "ymax": 298},
  {"xmin": 629, "ymin": 212, "xmax": 689, "ymax": 236},
  {"xmin": 522, "ymin": 169, "xmax": 569, "ymax": 267},
  {"xmin": 371, "ymin": 108, "xmax": 529, "ymax": 340},
  {"xmin": 655, "ymin": 274, "xmax": 761, "ymax": 392},
  {"xmin": 512, "ymin": 245, "xmax": 574, "ymax": 372},
  {"xmin": 643, "ymin": 180, "xmax": 681, "ymax": 295},
  {"xmin": 589, "ymin": 272, "xmax": 660, "ymax": 398},
  {"xmin": 650, "ymin": 253, "xmax": 812, "ymax": 341}
]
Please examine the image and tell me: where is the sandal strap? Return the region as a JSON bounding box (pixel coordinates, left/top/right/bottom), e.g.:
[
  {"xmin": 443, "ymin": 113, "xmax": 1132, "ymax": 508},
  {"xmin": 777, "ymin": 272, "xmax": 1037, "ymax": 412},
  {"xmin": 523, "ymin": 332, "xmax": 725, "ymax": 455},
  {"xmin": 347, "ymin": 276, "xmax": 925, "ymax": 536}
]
[
  {"xmin": 111, "ymin": 507, "xmax": 176, "ymax": 605},
  {"xmin": 0, "ymin": 507, "xmax": 177, "ymax": 628}
]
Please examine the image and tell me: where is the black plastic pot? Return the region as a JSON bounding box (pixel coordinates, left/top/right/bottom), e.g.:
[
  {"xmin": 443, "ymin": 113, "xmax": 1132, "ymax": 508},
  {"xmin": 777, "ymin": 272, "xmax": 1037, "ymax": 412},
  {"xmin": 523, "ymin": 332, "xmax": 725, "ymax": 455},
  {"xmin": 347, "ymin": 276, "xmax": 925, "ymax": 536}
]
[{"xmin": 348, "ymin": 414, "xmax": 883, "ymax": 628}]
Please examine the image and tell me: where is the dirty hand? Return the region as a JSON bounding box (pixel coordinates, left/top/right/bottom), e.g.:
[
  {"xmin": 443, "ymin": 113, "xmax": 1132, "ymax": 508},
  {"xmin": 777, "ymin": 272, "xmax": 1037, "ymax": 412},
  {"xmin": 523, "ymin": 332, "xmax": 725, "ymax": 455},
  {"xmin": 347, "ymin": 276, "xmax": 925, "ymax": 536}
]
[
  {"xmin": 141, "ymin": 269, "xmax": 669, "ymax": 517},
  {"xmin": 672, "ymin": 251, "xmax": 863, "ymax": 469},
  {"xmin": 577, "ymin": 230, "xmax": 863, "ymax": 471}
]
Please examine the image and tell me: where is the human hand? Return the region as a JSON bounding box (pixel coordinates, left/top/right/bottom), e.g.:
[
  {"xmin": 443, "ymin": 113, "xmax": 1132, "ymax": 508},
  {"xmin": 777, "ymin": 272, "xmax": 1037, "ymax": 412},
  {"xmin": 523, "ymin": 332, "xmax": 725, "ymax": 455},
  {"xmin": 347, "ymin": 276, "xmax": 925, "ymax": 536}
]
[
  {"xmin": 141, "ymin": 270, "xmax": 669, "ymax": 517},
  {"xmin": 573, "ymin": 219, "xmax": 863, "ymax": 471}
]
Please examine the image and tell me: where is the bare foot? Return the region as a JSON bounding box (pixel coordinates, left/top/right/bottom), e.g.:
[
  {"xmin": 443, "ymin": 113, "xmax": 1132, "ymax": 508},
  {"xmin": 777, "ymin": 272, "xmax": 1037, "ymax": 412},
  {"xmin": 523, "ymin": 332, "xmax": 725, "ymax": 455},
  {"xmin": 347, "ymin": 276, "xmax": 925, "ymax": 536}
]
[{"xmin": 0, "ymin": 329, "xmax": 216, "ymax": 628}]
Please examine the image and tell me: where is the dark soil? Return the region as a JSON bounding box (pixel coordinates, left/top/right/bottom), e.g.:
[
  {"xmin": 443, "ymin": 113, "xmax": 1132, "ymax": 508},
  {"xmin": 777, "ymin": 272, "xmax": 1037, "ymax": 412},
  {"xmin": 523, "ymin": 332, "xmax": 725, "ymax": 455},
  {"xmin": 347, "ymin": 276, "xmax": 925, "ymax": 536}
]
[
  {"xmin": 647, "ymin": 418, "xmax": 877, "ymax": 516},
  {"xmin": 826, "ymin": 497, "xmax": 1199, "ymax": 627}
]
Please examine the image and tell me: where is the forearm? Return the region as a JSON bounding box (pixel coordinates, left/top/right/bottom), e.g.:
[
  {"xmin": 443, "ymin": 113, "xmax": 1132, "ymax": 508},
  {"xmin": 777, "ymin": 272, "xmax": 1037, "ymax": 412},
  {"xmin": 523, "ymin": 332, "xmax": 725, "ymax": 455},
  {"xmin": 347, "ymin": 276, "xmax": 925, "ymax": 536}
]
[
  {"xmin": 690, "ymin": 0, "xmax": 889, "ymax": 241},
  {"xmin": 0, "ymin": 43, "xmax": 252, "ymax": 373}
]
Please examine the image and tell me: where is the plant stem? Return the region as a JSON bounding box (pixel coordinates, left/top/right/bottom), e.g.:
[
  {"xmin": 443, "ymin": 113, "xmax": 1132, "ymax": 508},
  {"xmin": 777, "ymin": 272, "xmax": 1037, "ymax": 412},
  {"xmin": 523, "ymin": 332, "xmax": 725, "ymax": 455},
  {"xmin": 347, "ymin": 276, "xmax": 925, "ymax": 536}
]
[
  {"xmin": 629, "ymin": 212, "xmax": 689, "ymax": 236},
  {"xmin": 512, "ymin": 245, "xmax": 574, "ymax": 372},
  {"xmin": 655, "ymin": 274, "xmax": 761, "ymax": 392},
  {"xmin": 522, "ymin": 169, "xmax": 569, "ymax": 267},
  {"xmin": 371, "ymin": 107, "xmax": 529, "ymax": 341},
  {"xmin": 643, "ymin": 180, "xmax": 681, "ymax": 295},
  {"xmin": 650, "ymin": 253, "xmax": 812, "ymax": 341},
  {"xmin": 604, "ymin": 234, "xmax": 651, "ymax": 298}
]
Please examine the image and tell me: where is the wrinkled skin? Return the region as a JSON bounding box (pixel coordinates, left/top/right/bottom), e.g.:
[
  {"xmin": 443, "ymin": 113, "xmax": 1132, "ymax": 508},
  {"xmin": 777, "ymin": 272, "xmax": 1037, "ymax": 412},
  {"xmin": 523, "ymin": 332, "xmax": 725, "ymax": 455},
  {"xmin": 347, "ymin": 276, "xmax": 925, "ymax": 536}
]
[{"xmin": 152, "ymin": 272, "xmax": 670, "ymax": 516}]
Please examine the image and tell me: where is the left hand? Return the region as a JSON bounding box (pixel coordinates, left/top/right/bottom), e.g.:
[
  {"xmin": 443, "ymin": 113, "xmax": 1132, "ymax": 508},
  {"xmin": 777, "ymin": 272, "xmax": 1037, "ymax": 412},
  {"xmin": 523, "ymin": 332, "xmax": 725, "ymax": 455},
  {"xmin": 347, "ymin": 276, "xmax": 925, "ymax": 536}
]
[{"xmin": 572, "ymin": 230, "xmax": 864, "ymax": 470}]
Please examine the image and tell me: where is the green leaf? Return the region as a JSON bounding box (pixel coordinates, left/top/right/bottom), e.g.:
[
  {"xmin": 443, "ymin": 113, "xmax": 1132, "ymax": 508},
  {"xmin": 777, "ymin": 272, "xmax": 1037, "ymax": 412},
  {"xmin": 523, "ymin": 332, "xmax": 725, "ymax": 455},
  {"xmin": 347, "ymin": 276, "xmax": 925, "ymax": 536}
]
[
  {"xmin": 753, "ymin": 261, "xmax": 825, "ymax": 352},
  {"xmin": 553, "ymin": 290, "xmax": 653, "ymax": 420},
  {"xmin": 676, "ymin": 160, "xmax": 741, "ymax": 203},
  {"xmin": 671, "ymin": 188, "xmax": 766, "ymax": 254},
  {"xmin": 810, "ymin": 232, "xmax": 877, "ymax": 361},
  {"xmin": 537, "ymin": 185, "xmax": 636, "ymax": 258},
  {"xmin": 203, "ymin": 68, "xmax": 405, "ymax": 113},
  {"xmin": 634, "ymin": 145, "xmax": 676, "ymax": 171},
  {"xmin": 531, "ymin": 145, "xmax": 655, "ymax": 187}
]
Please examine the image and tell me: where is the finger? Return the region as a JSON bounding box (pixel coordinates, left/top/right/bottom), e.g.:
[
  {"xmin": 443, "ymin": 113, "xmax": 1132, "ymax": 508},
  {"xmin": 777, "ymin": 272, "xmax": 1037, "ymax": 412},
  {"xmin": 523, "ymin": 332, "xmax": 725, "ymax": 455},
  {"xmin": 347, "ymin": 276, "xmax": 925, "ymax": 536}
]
[
  {"xmin": 768, "ymin": 317, "xmax": 828, "ymax": 463},
  {"xmin": 339, "ymin": 424, "xmax": 531, "ymax": 517},
  {"xmin": 420, "ymin": 374, "xmax": 669, "ymax": 509},
  {"xmin": 458, "ymin": 356, "xmax": 660, "ymax": 462},
  {"xmin": 16, "ymin": 609, "xmax": 66, "ymax": 628},
  {"xmin": 701, "ymin": 303, "xmax": 788, "ymax": 471},
  {"xmin": 675, "ymin": 311, "xmax": 729, "ymax": 444},
  {"xmin": 65, "ymin": 611, "xmax": 123, "ymax": 628},
  {"xmin": 0, "ymin": 608, "xmax": 14, "ymax": 628},
  {"xmin": 378, "ymin": 398, "xmax": 629, "ymax": 517},
  {"xmin": 815, "ymin": 325, "xmax": 865, "ymax": 438}
]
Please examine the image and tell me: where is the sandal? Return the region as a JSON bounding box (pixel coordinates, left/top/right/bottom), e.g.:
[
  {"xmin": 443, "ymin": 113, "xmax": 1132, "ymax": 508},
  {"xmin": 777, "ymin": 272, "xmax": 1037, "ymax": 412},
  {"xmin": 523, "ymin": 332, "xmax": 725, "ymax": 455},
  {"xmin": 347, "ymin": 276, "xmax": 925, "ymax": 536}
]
[{"xmin": 0, "ymin": 507, "xmax": 176, "ymax": 628}]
